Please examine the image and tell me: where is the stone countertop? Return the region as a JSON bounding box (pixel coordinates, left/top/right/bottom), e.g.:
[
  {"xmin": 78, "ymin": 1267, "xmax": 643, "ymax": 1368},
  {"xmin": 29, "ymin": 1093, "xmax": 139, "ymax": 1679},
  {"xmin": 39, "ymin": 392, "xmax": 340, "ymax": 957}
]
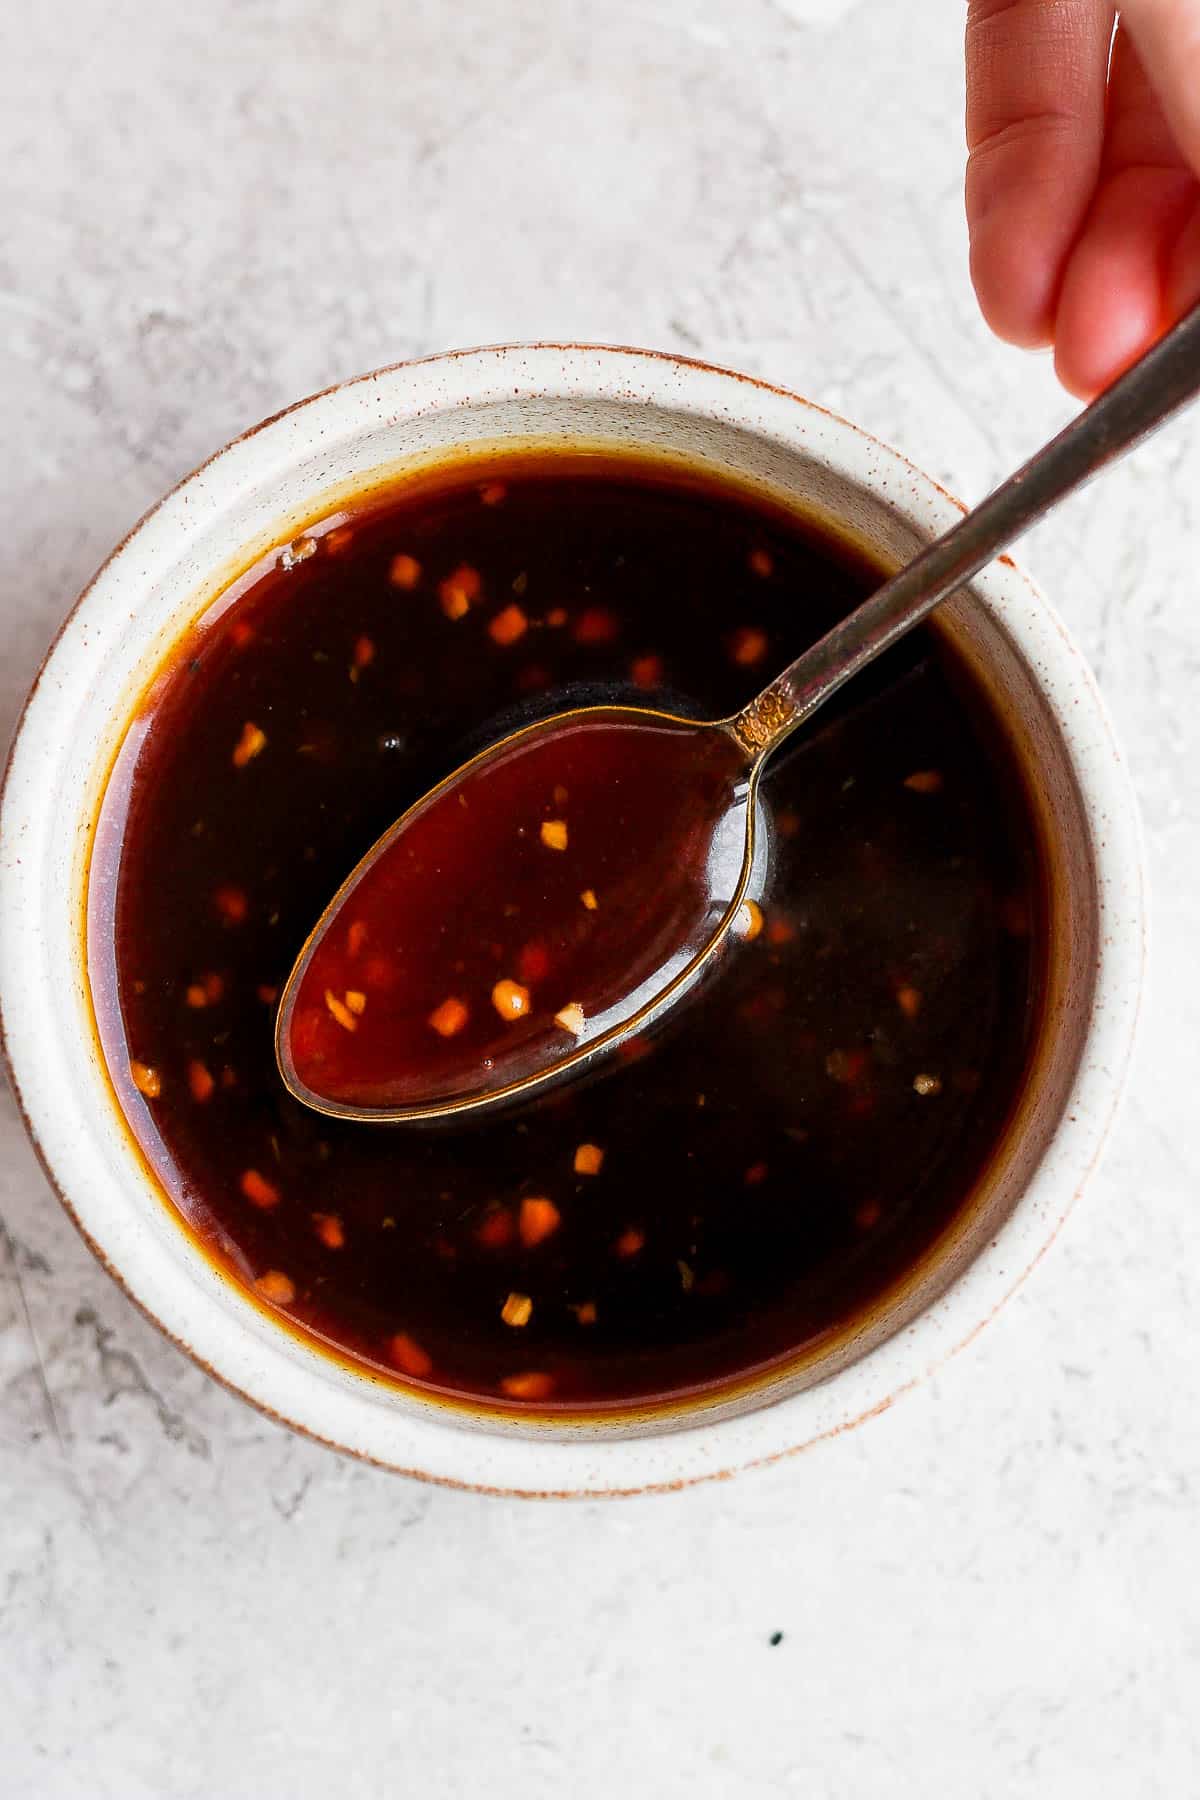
[{"xmin": 2, "ymin": 2, "xmax": 1197, "ymax": 1794}]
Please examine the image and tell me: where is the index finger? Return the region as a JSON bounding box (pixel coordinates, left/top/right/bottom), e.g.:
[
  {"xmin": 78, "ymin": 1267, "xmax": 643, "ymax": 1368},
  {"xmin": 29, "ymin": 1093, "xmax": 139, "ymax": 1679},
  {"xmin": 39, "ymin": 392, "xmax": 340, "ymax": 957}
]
[{"xmin": 965, "ymin": 0, "xmax": 1114, "ymax": 346}]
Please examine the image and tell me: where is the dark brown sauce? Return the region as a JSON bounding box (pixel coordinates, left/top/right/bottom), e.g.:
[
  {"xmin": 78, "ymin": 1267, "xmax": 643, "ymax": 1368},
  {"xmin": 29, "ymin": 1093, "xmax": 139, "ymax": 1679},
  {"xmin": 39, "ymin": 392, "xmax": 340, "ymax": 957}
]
[{"xmin": 88, "ymin": 451, "xmax": 1046, "ymax": 1412}]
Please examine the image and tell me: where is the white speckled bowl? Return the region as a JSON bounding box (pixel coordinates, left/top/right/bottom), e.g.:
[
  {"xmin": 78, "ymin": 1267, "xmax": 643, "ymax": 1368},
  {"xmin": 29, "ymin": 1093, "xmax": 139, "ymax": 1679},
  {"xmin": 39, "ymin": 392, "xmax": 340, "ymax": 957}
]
[{"xmin": 0, "ymin": 345, "xmax": 1145, "ymax": 1496}]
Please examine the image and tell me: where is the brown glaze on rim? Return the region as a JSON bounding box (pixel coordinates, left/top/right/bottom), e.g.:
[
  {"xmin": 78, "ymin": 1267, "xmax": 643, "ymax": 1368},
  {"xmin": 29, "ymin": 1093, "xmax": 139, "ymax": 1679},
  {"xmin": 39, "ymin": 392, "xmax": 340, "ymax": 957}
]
[{"xmin": 0, "ymin": 343, "xmax": 1146, "ymax": 1496}]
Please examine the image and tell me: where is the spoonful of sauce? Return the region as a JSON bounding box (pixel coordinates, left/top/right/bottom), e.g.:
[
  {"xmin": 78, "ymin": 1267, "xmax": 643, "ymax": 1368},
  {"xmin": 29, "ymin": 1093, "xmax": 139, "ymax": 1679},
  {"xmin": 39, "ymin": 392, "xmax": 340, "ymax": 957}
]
[{"xmin": 278, "ymin": 304, "xmax": 1200, "ymax": 1122}]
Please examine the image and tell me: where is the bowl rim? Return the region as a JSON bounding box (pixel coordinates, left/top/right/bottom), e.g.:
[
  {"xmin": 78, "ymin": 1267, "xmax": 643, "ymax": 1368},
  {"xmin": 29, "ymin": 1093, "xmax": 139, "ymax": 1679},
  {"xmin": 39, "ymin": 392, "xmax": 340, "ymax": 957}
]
[{"xmin": 0, "ymin": 342, "xmax": 1147, "ymax": 1497}]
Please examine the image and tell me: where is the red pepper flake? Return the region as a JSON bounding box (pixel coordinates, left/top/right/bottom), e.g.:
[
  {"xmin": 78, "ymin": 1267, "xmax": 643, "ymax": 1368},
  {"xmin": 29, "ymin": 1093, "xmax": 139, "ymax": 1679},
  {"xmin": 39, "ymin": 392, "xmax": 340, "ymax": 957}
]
[
  {"xmin": 230, "ymin": 620, "xmax": 255, "ymax": 649},
  {"xmin": 501, "ymin": 1291, "xmax": 533, "ymax": 1327},
  {"xmin": 748, "ymin": 547, "xmax": 774, "ymax": 578},
  {"xmin": 388, "ymin": 1332, "xmax": 433, "ymax": 1377},
  {"xmin": 256, "ymin": 983, "xmax": 279, "ymax": 1005},
  {"xmin": 766, "ymin": 917, "xmax": 795, "ymax": 946},
  {"xmin": 614, "ymin": 1226, "xmax": 645, "ymax": 1257},
  {"xmin": 364, "ymin": 955, "xmax": 397, "ymax": 992},
  {"xmin": 776, "ymin": 807, "xmax": 800, "ymax": 839},
  {"xmin": 492, "ymin": 978, "xmax": 531, "ymax": 1021},
  {"xmin": 540, "ymin": 818, "xmax": 568, "ymax": 851},
  {"xmin": 517, "ymin": 663, "xmax": 552, "ymax": 692},
  {"xmin": 185, "ymin": 983, "xmax": 208, "ymax": 1009},
  {"xmin": 187, "ymin": 1060, "xmax": 215, "ymax": 1103},
  {"xmin": 480, "ymin": 482, "xmax": 507, "ymax": 506},
  {"xmin": 241, "ymin": 1168, "xmax": 281, "ymax": 1210},
  {"xmin": 501, "ymin": 1370, "xmax": 555, "ymax": 1400},
  {"xmin": 214, "ymin": 885, "xmax": 248, "ymax": 926},
  {"xmin": 517, "ymin": 941, "xmax": 550, "ymax": 984},
  {"xmin": 347, "ymin": 919, "xmax": 368, "ymax": 957},
  {"xmin": 129, "ymin": 1060, "xmax": 161, "ymax": 1099},
  {"xmin": 220, "ymin": 1065, "xmax": 238, "ymax": 1091},
  {"xmin": 351, "ymin": 634, "xmax": 375, "ymax": 675},
  {"xmin": 519, "ymin": 1197, "xmax": 561, "ymax": 1247},
  {"xmin": 552, "ymin": 784, "xmax": 569, "ymax": 807},
  {"xmin": 489, "ymin": 603, "xmax": 528, "ymax": 646},
  {"xmin": 476, "ymin": 1207, "xmax": 515, "ymax": 1249},
  {"xmin": 389, "ymin": 553, "xmax": 422, "ymax": 590},
  {"xmin": 255, "ymin": 1269, "xmax": 295, "ymax": 1306},
  {"xmin": 895, "ymin": 984, "xmax": 922, "ymax": 1019},
  {"xmin": 631, "ymin": 653, "xmax": 663, "ymax": 689},
  {"xmin": 313, "ymin": 1212, "xmax": 345, "ymax": 1249},
  {"xmin": 203, "ymin": 971, "xmax": 224, "ymax": 1003},
  {"xmin": 232, "ymin": 721, "xmax": 267, "ymax": 768},
  {"xmin": 573, "ymin": 1143, "xmax": 604, "ymax": 1176},
  {"xmin": 856, "ymin": 1199, "xmax": 882, "ymax": 1230},
  {"xmin": 574, "ymin": 606, "xmax": 619, "ymax": 645},
  {"xmin": 545, "ymin": 607, "xmax": 568, "ymax": 628},
  {"xmin": 572, "ymin": 1301, "xmax": 598, "ymax": 1325},
  {"xmin": 428, "ymin": 995, "xmax": 469, "ymax": 1038},
  {"xmin": 903, "ymin": 770, "xmax": 944, "ymax": 794},
  {"xmin": 729, "ymin": 626, "xmax": 768, "ymax": 667},
  {"xmin": 744, "ymin": 1161, "xmax": 768, "ymax": 1186},
  {"xmin": 439, "ymin": 563, "xmax": 482, "ymax": 620}
]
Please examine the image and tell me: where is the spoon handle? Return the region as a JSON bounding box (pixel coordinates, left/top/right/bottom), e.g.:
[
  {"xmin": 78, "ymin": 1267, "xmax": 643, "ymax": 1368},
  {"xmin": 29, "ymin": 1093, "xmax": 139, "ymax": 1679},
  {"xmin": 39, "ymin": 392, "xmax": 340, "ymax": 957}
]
[{"xmin": 731, "ymin": 301, "xmax": 1200, "ymax": 759}]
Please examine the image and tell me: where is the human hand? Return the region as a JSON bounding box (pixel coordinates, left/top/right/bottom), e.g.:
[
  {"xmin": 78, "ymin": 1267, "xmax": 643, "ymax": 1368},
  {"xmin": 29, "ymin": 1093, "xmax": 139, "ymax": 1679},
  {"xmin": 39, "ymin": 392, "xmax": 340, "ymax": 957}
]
[{"xmin": 965, "ymin": 0, "xmax": 1200, "ymax": 396}]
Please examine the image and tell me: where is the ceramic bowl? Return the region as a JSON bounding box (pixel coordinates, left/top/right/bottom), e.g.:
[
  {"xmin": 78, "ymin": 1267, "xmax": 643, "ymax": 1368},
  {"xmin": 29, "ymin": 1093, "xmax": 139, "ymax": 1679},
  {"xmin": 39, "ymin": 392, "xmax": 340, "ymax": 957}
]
[{"xmin": 0, "ymin": 345, "xmax": 1145, "ymax": 1496}]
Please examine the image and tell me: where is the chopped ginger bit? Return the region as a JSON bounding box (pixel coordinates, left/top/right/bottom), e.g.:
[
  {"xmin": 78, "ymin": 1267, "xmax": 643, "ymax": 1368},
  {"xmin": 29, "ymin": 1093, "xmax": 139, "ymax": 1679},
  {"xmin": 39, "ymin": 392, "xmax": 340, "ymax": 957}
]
[
  {"xmin": 913, "ymin": 1072, "xmax": 943, "ymax": 1096},
  {"xmin": 489, "ymin": 603, "xmax": 528, "ymax": 646},
  {"xmin": 733, "ymin": 898, "xmax": 764, "ymax": 941},
  {"xmin": 480, "ymin": 481, "xmax": 507, "ymax": 506},
  {"xmin": 574, "ymin": 1142, "xmax": 604, "ymax": 1176},
  {"xmin": 631, "ymin": 652, "xmax": 663, "ymax": 689},
  {"xmin": 545, "ymin": 607, "xmax": 568, "ymax": 628},
  {"xmin": 574, "ymin": 606, "xmax": 619, "ymax": 645},
  {"xmin": 501, "ymin": 1370, "xmax": 555, "ymax": 1400},
  {"xmin": 904, "ymin": 769, "xmax": 944, "ymax": 794},
  {"xmin": 344, "ymin": 989, "xmax": 366, "ymax": 1016},
  {"xmin": 744, "ymin": 1161, "xmax": 768, "ymax": 1186},
  {"xmin": 896, "ymin": 985, "xmax": 922, "ymax": 1019},
  {"xmin": 501, "ymin": 1291, "xmax": 533, "ymax": 1328},
  {"xmin": 324, "ymin": 989, "xmax": 358, "ymax": 1032},
  {"xmin": 185, "ymin": 983, "xmax": 208, "ymax": 1009},
  {"xmin": 388, "ymin": 1332, "xmax": 433, "ymax": 1377},
  {"xmin": 214, "ymin": 885, "xmax": 248, "ymax": 925},
  {"xmin": 428, "ymin": 995, "xmax": 469, "ymax": 1038},
  {"xmin": 352, "ymin": 633, "xmax": 375, "ymax": 672},
  {"xmin": 554, "ymin": 1002, "xmax": 585, "ymax": 1037},
  {"xmin": 492, "ymin": 978, "xmax": 532, "ymax": 1021},
  {"xmin": 615, "ymin": 1226, "xmax": 645, "ymax": 1257},
  {"xmin": 256, "ymin": 983, "xmax": 279, "ymax": 1005},
  {"xmin": 241, "ymin": 1168, "xmax": 280, "ymax": 1209},
  {"xmin": 232, "ymin": 721, "xmax": 267, "ymax": 768},
  {"xmin": 580, "ymin": 888, "xmax": 598, "ymax": 911},
  {"xmin": 389, "ymin": 552, "xmax": 422, "ymax": 589},
  {"xmin": 748, "ymin": 547, "xmax": 774, "ymax": 578},
  {"xmin": 476, "ymin": 1207, "xmax": 515, "ymax": 1249},
  {"xmin": 255, "ymin": 1269, "xmax": 295, "ymax": 1305},
  {"xmin": 313, "ymin": 1212, "xmax": 345, "ymax": 1249},
  {"xmin": 347, "ymin": 918, "xmax": 368, "ymax": 957},
  {"xmin": 730, "ymin": 625, "xmax": 769, "ymax": 666},
  {"xmin": 323, "ymin": 525, "xmax": 354, "ymax": 555},
  {"xmin": 572, "ymin": 1301, "xmax": 597, "ymax": 1325},
  {"xmin": 519, "ymin": 1196, "xmax": 561, "ymax": 1247},
  {"xmin": 130, "ymin": 1061, "xmax": 161, "ymax": 1099},
  {"xmin": 540, "ymin": 818, "xmax": 568, "ymax": 851},
  {"xmin": 439, "ymin": 585, "xmax": 470, "ymax": 621},
  {"xmin": 187, "ymin": 1060, "xmax": 215, "ymax": 1103}
]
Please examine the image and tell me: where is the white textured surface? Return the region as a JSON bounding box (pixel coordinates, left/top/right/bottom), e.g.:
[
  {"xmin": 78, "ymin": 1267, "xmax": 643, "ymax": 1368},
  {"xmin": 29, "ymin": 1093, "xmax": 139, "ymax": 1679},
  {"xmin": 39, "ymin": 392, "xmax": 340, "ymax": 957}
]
[{"xmin": 1, "ymin": 2, "xmax": 1196, "ymax": 1794}]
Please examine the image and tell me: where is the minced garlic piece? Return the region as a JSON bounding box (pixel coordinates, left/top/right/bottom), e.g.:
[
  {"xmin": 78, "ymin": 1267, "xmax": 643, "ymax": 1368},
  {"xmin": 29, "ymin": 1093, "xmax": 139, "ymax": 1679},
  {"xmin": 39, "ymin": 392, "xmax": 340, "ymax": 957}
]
[
  {"xmin": 130, "ymin": 1061, "xmax": 161, "ymax": 1099},
  {"xmin": 554, "ymin": 1002, "xmax": 585, "ymax": 1036},
  {"xmin": 580, "ymin": 889, "xmax": 598, "ymax": 911},
  {"xmin": 428, "ymin": 996, "xmax": 468, "ymax": 1037},
  {"xmin": 324, "ymin": 989, "xmax": 357, "ymax": 1032},
  {"xmin": 492, "ymin": 978, "xmax": 531, "ymax": 1021},
  {"xmin": 573, "ymin": 1143, "xmax": 604, "ymax": 1176},
  {"xmin": 501, "ymin": 1291, "xmax": 533, "ymax": 1328},
  {"xmin": 232, "ymin": 722, "xmax": 267, "ymax": 768}
]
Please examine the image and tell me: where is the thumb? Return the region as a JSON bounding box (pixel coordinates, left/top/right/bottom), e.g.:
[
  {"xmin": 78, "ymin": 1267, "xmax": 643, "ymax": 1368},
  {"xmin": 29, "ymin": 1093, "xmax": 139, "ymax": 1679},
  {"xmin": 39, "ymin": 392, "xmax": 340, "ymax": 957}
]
[{"xmin": 1120, "ymin": 0, "xmax": 1200, "ymax": 173}]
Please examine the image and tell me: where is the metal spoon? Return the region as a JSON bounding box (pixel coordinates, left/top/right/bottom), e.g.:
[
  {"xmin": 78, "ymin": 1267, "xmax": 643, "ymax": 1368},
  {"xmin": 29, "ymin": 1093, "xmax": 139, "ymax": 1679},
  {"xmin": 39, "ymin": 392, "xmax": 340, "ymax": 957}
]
[{"xmin": 278, "ymin": 303, "xmax": 1200, "ymax": 1123}]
